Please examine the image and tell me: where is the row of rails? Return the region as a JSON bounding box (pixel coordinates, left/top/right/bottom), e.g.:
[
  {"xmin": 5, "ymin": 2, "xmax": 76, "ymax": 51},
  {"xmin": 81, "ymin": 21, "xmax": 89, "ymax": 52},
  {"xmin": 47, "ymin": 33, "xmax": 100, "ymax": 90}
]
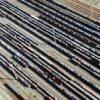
[
  {"xmin": 0, "ymin": 23, "xmax": 100, "ymax": 99},
  {"xmin": 46, "ymin": 0, "xmax": 100, "ymax": 29},
  {"xmin": 0, "ymin": 2, "xmax": 100, "ymax": 81},
  {"xmin": 0, "ymin": 0, "xmax": 99, "ymax": 97},
  {"xmin": 0, "ymin": 0, "xmax": 100, "ymax": 78},
  {"xmin": 34, "ymin": 0, "xmax": 100, "ymax": 47},
  {"xmin": 0, "ymin": 24, "xmax": 93, "ymax": 100},
  {"xmin": 40, "ymin": 14, "xmax": 99, "ymax": 48},
  {"xmin": 0, "ymin": 0, "xmax": 99, "ymax": 78},
  {"xmin": 18, "ymin": 0, "xmax": 100, "ymax": 53},
  {"xmin": 14, "ymin": 0, "xmax": 100, "ymax": 68},
  {"xmin": 0, "ymin": 0, "xmax": 100, "ymax": 94},
  {"xmin": 0, "ymin": 0, "xmax": 97, "ymax": 68},
  {"xmin": 16, "ymin": 1, "xmax": 98, "ymax": 43},
  {"xmin": 17, "ymin": 0, "xmax": 100, "ymax": 48},
  {"xmin": 0, "ymin": 47, "xmax": 56, "ymax": 100},
  {"xmin": 0, "ymin": 24, "xmax": 81, "ymax": 99},
  {"xmin": 18, "ymin": 0, "xmax": 100, "ymax": 40},
  {"xmin": 0, "ymin": 27, "xmax": 79, "ymax": 99},
  {"xmin": 0, "ymin": 54, "xmax": 57, "ymax": 100}
]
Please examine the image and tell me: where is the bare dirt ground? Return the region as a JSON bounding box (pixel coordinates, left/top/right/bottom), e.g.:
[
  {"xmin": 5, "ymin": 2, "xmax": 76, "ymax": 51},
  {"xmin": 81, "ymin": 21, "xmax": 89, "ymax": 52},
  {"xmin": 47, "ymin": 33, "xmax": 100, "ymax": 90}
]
[{"xmin": 80, "ymin": 0, "xmax": 100, "ymax": 8}]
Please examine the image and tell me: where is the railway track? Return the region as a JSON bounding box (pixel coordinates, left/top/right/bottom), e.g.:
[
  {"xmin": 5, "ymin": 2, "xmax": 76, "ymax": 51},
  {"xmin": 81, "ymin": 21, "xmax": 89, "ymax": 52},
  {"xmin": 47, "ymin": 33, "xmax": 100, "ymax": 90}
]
[
  {"xmin": 0, "ymin": 53, "xmax": 57, "ymax": 100},
  {"xmin": 0, "ymin": 0, "xmax": 99, "ymax": 86},
  {"xmin": 0, "ymin": 0, "xmax": 100, "ymax": 99},
  {"xmin": 0, "ymin": 23, "xmax": 99, "ymax": 99},
  {"xmin": 0, "ymin": 25, "xmax": 90, "ymax": 98},
  {"xmin": 0, "ymin": 29, "xmax": 83, "ymax": 99},
  {"xmin": 18, "ymin": 0, "xmax": 100, "ymax": 44},
  {"xmin": 0, "ymin": 1, "xmax": 100, "ymax": 69}
]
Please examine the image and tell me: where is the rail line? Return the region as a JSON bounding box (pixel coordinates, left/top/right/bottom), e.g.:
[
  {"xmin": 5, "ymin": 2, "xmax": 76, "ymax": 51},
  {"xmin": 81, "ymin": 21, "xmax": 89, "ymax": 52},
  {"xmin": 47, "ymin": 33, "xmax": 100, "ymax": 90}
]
[
  {"xmin": 0, "ymin": 1, "xmax": 100, "ymax": 69},
  {"xmin": 0, "ymin": 0, "xmax": 100, "ymax": 99},
  {"xmin": 0, "ymin": 23, "xmax": 99, "ymax": 99}
]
